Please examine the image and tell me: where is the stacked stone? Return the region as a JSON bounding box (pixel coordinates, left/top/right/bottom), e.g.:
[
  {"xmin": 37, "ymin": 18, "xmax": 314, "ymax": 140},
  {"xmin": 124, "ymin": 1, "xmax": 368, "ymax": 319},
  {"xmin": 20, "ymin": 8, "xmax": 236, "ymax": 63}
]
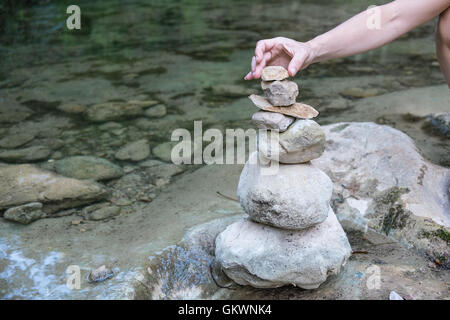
[{"xmin": 215, "ymin": 66, "xmax": 352, "ymax": 289}]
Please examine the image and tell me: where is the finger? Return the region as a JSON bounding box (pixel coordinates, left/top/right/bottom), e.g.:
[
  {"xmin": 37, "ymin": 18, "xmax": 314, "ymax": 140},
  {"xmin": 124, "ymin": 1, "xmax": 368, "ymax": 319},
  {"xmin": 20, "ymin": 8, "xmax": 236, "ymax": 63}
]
[
  {"xmin": 252, "ymin": 51, "xmax": 272, "ymax": 79},
  {"xmin": 251, "ymin": 56, "xmax": 256, "ymax": 73},
  {"xmin": 287, "ymin": 52, "xmax": 307, "ymax": 77},
  {"xmin": 255, "ymin": 39, "xmax": 276, "ymax": 63},
  {"xmin": 244, "ymin": 71, "xmax": 253, "ymax": 80}
]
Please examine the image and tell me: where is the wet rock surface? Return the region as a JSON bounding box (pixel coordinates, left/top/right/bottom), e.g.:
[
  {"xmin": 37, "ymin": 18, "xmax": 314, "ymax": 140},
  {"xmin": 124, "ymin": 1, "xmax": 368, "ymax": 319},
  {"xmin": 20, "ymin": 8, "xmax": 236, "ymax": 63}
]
[
  {"xmin": 0, "ymin": 164, "xmax": 107, "ymax": 214},
  {"xmin": 81, "ymin": 202, "xmax": 121, "ymax": 221},
  {"xmin": 115, "ymin": 139, "xmax": 151, "ymax": 162},
  {"xmin": 54, "ymin": 156, "xmax": 124, "ymax": 181},
  {"xmin": 3, "ymin": 202, "xmax": 44, "ymax": 224},
  {"xmin": 0, "ymin": 146, "xmax": 51, "ymax": 163}
]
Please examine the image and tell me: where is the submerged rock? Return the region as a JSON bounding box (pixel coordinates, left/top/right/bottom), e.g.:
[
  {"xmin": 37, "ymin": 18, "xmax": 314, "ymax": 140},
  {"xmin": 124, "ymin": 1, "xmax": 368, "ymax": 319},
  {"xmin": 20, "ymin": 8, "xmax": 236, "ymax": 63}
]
[
  {"xmin": 85, "ymin": 101, "xmax": 156, "ymax": 122},
  {"xmin": 261, "ymin": 80, "xmax": 298, "ymax": 106},
  {"xmin": 0, "ymin": 132, "xmax": 35, "ymax": 149},
  {"xmin": 115, "ymin": 139, "xmax": 150, "ymax": 162},
  {"xmin": 261, "ymin": 66, "xmax": 289, "ymax": 81},
  {"xmin": 3, "ymin": 202, "xmax": 45, "ymax": 224},
  {"xmin": 215, "ymin": 211, "xmax": 352, "ymax": 289},
  {"xmin": 54, "ymin": 156, "xmax": 124, "ymax": 181},
  {"xmin": 57, "ymin": 103, "xmax": 87, "ymax": 114},
  {"xmin": 144, "ymin": 104, "xmax": 167, "ymax": 118},
  {"xmin": 0, "ymin": 146, "xmax": 51, "ymax": 163},
  {"xmin": 258, "ymin": 119, "xmax": 326, "ymax": 163},
  {"xmin": 0, "ymin": 164, "xmax": 107, "ymax": 214},
  {"xmin": 238, "ymin": 152, "xmax": 332, "ymax": 229},
  {"xmin": 251, "ymin": 111, "xmax": 294, "ymax": 132}
]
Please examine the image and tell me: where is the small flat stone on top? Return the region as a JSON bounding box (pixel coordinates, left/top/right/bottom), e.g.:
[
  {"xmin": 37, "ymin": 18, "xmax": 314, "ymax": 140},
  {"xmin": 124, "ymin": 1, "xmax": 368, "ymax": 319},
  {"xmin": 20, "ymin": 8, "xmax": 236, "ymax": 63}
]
[
  {"xmin": 261, "ymin": 66, "xmax": 289, "ymax": 81},
  {"xmin": 249, "ymin": 94, "xmax": 318, "ymax": 119}
]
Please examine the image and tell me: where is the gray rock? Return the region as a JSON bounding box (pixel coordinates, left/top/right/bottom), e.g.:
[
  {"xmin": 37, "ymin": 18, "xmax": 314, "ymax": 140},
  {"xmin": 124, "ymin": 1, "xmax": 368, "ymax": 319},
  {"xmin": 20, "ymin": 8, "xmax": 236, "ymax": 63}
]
[
  {"xmin": 0, "ymin": 164, "xmax": 107, "ymax": 213},
  {"xmin": 152, "ymin": 141, "xmax": 201, "ymax": 163},
  {"xmin": 312, "ymin": 122, "xmax": 450, "ymax": 257},
  {"xmin": 0, "ymin": 132, "xmax": 35, "ymax": 149},
  {"xmin": 258, "ymin": 119, "xmax": 325, "ymax": 163},
  {"xmin": 54, "ymin": 156, "xmax": 124, "ymax": 181},
  {"xmin": 251, "ymin": 111, "xmax": 294, "ymax": 132},
  {"xmin": 261, "ymin": 80, "xmax": 298, "ymax": 106},
  {"xmin": 0, "ymin": 146, "xmax": 51, "ymax": 163},
  {"xmin": 261, "ymin": 66, "xmax": 289, "ymax": 81},
  {"xmin": 86, "ymin": 101, "xmax": 156, "ymax": 122},
  {"xmin": 238, "ymin": 152, "xmax": 333, "ymax": 229},
  {"xmin": 115, "ymin": 139, "xmax": 150, "ymax": 162},
  {"xmin": 215, "ymin": 210, "xmax": 352, "ymax": 289},
  {"xmin": 144, "ymin": 104, "xmax": 167, "ymax": 118},
  {"xmin": 142, "ymin": 161, "xmax": 184, "ymax": 180},
  {"xmin": 57, "ymin": 103, "xmax": 87, "ymax": 114},
  {"xmin": 81, "ymin": 202, "xmax": 120, "ymax": 221},
  {"xmin": 3, "ymin": 202, "xmax": 45, "ymax": 224},
  {"xmin": 427, "ymin": 112, "xmax": 450, "ymax": 137}
]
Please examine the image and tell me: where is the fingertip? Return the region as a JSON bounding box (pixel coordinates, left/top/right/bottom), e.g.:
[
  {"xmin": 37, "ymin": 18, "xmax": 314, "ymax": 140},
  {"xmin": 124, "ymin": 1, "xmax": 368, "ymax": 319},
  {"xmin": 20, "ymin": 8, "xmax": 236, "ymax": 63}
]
[{"xmin": 289, "ymin": 68, "xmax": 296, "ymax": 77}]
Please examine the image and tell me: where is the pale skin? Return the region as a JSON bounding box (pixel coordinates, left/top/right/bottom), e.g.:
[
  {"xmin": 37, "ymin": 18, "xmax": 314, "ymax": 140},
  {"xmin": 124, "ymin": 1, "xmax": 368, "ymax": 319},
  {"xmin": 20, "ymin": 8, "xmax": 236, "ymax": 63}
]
[{"xmin": 245, "ymin": 0, "xmax": 450, "ymax": 88}]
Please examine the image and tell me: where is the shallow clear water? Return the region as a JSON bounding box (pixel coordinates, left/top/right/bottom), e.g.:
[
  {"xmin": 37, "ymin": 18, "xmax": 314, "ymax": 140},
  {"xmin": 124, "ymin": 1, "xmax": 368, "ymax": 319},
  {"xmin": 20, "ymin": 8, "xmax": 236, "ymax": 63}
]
[{"xmin": 1, "ymin": 0, "xmax": 448, "ymax": 165}]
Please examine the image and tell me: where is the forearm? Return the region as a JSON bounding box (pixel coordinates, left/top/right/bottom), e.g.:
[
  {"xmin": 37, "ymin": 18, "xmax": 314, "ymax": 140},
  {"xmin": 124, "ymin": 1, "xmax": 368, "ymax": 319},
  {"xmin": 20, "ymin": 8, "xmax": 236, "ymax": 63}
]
[
  {"xmin": 307, "ymin": 0, "xmax": 450, "ymax": 63},
  {"xmin": 436, "ymin": 10, "xmax": 450, "ymax": 86}
]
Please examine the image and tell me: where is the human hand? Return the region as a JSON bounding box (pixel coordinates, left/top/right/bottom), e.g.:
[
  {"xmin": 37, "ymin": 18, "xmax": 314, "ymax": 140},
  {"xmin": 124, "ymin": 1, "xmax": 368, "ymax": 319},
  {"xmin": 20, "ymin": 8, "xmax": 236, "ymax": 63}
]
[{"xmin": 244, "ymin": 37, "xmax": 315, "ymax": 80}]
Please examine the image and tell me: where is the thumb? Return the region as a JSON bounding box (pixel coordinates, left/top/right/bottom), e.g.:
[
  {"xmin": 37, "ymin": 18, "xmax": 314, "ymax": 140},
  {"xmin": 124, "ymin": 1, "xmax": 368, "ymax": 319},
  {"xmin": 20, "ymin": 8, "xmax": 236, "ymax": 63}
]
[{"xmin": 287, "ymin": 53, "xmax": 306, "ymax": 77}]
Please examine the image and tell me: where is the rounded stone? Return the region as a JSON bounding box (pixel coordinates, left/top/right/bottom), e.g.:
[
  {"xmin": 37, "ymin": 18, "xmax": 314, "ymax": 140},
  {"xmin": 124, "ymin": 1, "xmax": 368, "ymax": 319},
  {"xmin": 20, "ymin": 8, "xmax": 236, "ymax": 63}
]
[
  {"xmin": 258, "ymin": 119, "xmax": 325, "ymax": 163},
  {"xmin": 215, "ymin": 210, "xmax": 352, "ymax": 289},
  {"xmin": 238, "ymin": 152, "xmax": 333, "ymax": 230}
]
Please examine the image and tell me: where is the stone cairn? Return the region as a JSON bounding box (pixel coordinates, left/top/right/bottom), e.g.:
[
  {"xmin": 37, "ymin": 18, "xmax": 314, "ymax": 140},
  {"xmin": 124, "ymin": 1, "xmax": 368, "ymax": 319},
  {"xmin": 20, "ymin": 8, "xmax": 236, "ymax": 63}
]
[{"xmin": 215, "ymin": 66, "xmax": 352, "ymax": 289}]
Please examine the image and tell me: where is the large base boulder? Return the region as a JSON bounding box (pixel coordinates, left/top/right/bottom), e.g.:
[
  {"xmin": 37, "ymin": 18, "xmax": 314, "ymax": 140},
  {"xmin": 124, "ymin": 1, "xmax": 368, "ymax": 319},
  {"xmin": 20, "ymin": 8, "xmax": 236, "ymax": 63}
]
[
  {"xmin": 215, "ymin": 209, "xmax": 352, "ymax": 289},
  {"xmin": 238, "ymin": 152, "xmax": 332, "ymax": 230}
]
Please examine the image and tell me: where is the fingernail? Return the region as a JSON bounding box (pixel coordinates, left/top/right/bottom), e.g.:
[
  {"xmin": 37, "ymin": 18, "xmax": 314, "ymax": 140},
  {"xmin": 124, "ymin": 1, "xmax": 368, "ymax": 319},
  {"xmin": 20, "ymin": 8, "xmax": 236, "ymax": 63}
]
[
  {"xmin": 289, "ymin": 68, "xmax": 296, "ymax": 75},
  {"xmin": 251, "ymin": 56, "xmax": 256, "ymax": 72}
]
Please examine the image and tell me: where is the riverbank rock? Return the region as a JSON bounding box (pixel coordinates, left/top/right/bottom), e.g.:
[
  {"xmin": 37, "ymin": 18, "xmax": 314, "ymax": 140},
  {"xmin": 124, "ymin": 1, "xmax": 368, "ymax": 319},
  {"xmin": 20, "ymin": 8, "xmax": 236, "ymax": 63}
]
[
  {"xmin": 261, "ymin": 66, "xmax": 289, "ymax": 81},
  {"xmin": 0, "ymin": 146, "xmax": 51, "ymax": 163},
  {"xmin": 81, "ymin": 202, "xmax": 121, "ymax": 221},
  {"xmin": 115, "ymin": 139, "xmax": 150, "ymax": 162},
  {"xmin": 3, "ymin": 202, "xmax": 44, "ymax": 224},
  {"xmin": 54, "ymin": 156, "xmax": 124, "ymax": 181},
  {"xmin": 238, "ymin": 152, "xmax": 332, "ymax": 229},
  {"xmin": 251, "ymin": 111, "xmax": 294, "ymax": 132},
  {"xmin": 262, "ymin": 80, "xmax": 298, "ymax": 106},
  {"xmin": 258, "ymin": 119, "xmax": 325, "ymax": 163},
  {"xmin": 427, "ymin": 112, "xmax": 450, "ymax": 137},
  {"xmin": 215, "ymin": 211, "xmax": 352, "ymax": 289},
  {"xmin": 0, "ymin": 164, "xmax": 107, "ymax": 214},
  {"xmin": 311, "ymin": 122, "xmax": 450, "ymax": 261}
]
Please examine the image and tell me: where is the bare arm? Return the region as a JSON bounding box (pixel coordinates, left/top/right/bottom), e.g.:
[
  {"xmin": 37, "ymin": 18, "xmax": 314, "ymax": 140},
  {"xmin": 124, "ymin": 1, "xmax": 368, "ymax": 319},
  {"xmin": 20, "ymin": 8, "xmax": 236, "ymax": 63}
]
[
  {"xmin": 309, "ymin": 0, "xmax": 450, "ymax": 63},
  {"xmin": 245, "ymin": 0, "xmax": 450, "ymax": 80}
]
